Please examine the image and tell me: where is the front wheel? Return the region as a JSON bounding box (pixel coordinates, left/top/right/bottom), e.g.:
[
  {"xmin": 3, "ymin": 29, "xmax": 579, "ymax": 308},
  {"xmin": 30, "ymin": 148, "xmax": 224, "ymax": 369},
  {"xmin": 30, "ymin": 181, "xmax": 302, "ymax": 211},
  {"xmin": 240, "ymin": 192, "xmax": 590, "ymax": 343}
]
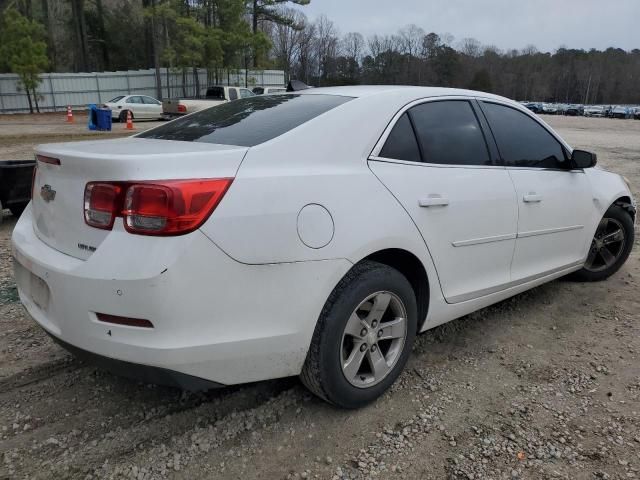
[
  {"xmin": 572, "ymin": 205, "xmax": 634, "ymax": 282},
  {"xmin": 301, "ymin": 261, "xmax": 417, "ymax": 408}
]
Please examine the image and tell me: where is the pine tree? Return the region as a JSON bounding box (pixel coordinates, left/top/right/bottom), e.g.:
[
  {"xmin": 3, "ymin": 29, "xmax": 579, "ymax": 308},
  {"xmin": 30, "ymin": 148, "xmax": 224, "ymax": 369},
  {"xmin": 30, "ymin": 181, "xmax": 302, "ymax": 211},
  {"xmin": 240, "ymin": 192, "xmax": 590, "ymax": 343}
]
[{"xmin": 0, "ymin": 8, "xmax": 49, "ymax": 113}]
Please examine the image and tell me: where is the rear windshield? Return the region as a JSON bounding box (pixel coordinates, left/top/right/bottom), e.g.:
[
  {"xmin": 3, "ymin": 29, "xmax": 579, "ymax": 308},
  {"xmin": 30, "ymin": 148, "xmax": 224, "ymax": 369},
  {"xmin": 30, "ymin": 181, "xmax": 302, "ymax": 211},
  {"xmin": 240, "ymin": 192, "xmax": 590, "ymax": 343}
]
[
  {"xmin": 138, "ymin": 94, "xmax": 352, "ymax": 147},
  {"xmin": 205, "ymin": 87, "xmax": 225, "ymax": 100}
]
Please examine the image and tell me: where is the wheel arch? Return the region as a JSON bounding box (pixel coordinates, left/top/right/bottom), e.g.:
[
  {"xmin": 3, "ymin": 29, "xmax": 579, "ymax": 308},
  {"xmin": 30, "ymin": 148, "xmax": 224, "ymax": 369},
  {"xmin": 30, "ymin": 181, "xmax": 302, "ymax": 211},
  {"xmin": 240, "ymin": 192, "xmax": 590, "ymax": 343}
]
[
  {"xmin": 613, "ymin": 195, "xmax": 636, "ymax": 222},
  {"xmin": 356, "ymin": 248, "xmax": 430, "ymax": 332}
]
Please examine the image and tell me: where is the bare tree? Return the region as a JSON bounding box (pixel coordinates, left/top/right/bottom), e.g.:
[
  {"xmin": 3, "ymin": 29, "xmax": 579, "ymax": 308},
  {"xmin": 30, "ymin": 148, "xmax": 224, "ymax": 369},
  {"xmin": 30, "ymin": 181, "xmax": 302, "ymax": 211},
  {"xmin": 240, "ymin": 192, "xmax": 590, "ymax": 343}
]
[
  {"xmin": 271, "ymin": 7, "xmax": 306, "ymax": 75},
  {"xmin": 341, "ymin": 31, "xmax": 364, "ymax": 63}
]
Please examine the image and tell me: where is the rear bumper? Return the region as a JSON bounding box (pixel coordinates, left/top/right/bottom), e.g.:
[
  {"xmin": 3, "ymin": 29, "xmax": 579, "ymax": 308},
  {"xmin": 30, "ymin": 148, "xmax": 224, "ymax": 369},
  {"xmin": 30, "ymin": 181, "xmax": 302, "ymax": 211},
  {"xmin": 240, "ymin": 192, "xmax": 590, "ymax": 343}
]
[
  {"xmin": 12, "ymin": 205, "xmax": 351, "ymax": 385},
  {"xmin": 47, "ymin": 331, "xmax": 223, "ymax": 390}
]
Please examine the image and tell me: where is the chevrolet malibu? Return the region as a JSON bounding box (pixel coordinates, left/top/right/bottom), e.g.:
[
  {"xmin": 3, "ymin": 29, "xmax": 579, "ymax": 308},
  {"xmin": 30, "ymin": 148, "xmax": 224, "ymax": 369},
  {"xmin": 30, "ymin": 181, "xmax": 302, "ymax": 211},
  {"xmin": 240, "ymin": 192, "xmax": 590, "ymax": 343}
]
[{"xmin": 12, "ymin": 87, "xmax": 636, "ymax": 408}]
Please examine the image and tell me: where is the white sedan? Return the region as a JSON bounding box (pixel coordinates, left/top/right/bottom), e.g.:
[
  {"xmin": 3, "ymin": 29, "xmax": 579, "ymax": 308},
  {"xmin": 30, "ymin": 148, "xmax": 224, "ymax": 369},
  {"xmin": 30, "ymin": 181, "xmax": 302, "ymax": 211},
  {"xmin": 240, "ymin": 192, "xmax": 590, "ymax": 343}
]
[
  {"xmin": 103, "ymin": 94, "xmax": 163, "ymax": 122},
  {"xmin": 12, "ymin": 87, "xmax": 636, "ymax": 408}
]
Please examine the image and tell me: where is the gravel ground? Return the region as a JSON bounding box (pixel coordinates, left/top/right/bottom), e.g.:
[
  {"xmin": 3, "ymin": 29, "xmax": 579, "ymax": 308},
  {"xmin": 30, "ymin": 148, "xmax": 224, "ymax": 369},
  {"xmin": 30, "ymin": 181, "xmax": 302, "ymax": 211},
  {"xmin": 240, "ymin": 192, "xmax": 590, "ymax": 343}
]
[{"xmin": 1, "ymin": 115, "xmax": 639, "ymax": 480}]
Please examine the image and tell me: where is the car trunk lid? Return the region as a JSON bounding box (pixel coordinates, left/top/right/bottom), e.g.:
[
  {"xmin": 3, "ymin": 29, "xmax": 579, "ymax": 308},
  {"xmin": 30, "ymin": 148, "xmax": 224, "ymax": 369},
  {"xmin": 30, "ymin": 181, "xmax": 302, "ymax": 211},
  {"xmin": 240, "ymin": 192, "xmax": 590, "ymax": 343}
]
[{"xmin": 32, "ymin": 137, "xmax": 247, "ymax": 260}]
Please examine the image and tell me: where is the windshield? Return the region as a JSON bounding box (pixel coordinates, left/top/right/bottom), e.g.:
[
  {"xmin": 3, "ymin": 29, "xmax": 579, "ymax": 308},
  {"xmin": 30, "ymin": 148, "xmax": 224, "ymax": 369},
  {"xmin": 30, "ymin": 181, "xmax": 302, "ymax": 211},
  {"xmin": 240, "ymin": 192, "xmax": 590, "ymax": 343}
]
[
  {"xmin": 108, "ymin": 96, "xmax": 125, "ymax": 103},
  {"xmin": 138, "ymin": 94, "xmax": 352, "ymax": 147}
]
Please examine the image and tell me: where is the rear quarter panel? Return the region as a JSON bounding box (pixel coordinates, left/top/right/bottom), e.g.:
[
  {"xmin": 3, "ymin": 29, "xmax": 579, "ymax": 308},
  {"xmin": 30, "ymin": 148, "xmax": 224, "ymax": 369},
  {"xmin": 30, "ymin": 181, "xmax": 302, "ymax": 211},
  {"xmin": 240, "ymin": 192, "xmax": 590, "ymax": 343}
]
[{"xmin": 199, "ymin": 93, "xmax": 438, "ymax": 270}]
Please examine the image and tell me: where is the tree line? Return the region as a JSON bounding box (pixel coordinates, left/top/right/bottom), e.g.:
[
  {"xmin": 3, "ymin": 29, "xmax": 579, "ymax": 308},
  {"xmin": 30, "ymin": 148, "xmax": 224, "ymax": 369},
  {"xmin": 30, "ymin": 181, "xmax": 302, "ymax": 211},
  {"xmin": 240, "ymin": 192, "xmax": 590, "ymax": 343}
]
[{"xmin": 1, "ymin": 0, "xmax": 639, "ymax": 113}]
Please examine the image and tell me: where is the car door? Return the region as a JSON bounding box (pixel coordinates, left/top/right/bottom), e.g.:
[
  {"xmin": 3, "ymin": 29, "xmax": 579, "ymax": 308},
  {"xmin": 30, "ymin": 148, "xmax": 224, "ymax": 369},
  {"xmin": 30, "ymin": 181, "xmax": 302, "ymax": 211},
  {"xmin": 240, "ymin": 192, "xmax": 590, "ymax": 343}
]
[
  {"xmin": 369, "ymin": 98, "xmax": 519, "ymax": 303},
  {"xmin": 478, "ymin": 101, "xmax": 593, "ymax": 282},
  {"xmin": 125, "ymin": 96, "xmax": 144, "ymax": 118},
  {"xmin": 142, "ymin": 96, "xmax": 162, "ymax": 119}
]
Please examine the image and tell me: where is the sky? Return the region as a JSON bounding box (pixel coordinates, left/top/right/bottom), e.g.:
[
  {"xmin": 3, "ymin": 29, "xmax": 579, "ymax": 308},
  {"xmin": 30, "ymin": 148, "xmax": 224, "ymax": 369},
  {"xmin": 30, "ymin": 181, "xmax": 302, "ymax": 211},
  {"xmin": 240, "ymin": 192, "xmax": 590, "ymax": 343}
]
[{"xmin": 293, "ymin": 0, "xmax": 640, "ymax": 53}]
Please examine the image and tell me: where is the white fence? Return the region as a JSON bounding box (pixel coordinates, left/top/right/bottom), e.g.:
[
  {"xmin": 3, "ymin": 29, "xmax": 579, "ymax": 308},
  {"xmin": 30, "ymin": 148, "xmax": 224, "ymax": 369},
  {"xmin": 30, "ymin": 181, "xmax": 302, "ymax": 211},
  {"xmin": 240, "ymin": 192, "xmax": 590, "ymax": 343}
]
[{"xmin": 0, "ymin": 68, "xmax": 287, "ymax": 113}]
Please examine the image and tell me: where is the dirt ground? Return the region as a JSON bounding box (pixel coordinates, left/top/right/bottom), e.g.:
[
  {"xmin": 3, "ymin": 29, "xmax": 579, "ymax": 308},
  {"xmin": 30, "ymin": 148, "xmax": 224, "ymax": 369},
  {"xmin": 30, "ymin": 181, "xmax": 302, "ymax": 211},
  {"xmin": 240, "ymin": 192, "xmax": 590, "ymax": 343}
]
[
  {"xmin": 0, "ymin": 112, "xmax": 164, "ymax": 160},
  {"xmin": 1, "ymin": 115, "xmax": 639, "ymax": 480}
]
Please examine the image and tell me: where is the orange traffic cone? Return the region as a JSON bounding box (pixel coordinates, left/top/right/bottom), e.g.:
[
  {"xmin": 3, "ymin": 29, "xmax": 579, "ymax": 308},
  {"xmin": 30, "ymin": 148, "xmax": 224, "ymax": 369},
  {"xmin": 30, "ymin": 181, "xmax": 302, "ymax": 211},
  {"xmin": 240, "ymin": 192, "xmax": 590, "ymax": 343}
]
[
  {"xmin": 125, "ymin": 110, "xmax": 134, "ymax": 130},
  {"xmin": 66, "ymin": 105, "xmax": 74, "ymax": 123}
]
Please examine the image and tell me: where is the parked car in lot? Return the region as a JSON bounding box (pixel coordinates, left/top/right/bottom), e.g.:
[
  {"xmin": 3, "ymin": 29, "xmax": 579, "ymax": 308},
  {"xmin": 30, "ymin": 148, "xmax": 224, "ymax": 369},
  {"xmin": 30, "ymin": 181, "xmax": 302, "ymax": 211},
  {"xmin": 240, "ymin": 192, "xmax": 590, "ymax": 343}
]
[
  {"xmin": 162, "ymin": 85, "xmax": 255, "ymax": 118},
  {"xmin": 0, "ymin": 160, "xmax": 35, "ymax": 224},
  {"xmin": 611, "ymin": 105, "xmax": 632, "ymax": 119},
  {"xmin": 252, "ymin": 86, "xmax": 287, "ymax": 95},
  {"xmin": 541, "ymin": 103, "xmax": 558, "ymax": 114},
  {"xmin": 565, "ymin": 104, "xmax": 584, "ymax": 116},
  {"xmin": 523, "ymin": 102, "xmax": 543, "ymax": 114},
  {"xmin": 633, "ymin": 107, "xmax": 640, "ymax": 120},
  {"xmin": 13, "ymin": 86, "xmax": 636, "ymax": 408},
  {"xmin": 584, "ymin": 105, "xmax": 606, "ymax": 117},
  {"xmin": 103, "ymin": 95, "xmax": 163, "ymax": 122}
]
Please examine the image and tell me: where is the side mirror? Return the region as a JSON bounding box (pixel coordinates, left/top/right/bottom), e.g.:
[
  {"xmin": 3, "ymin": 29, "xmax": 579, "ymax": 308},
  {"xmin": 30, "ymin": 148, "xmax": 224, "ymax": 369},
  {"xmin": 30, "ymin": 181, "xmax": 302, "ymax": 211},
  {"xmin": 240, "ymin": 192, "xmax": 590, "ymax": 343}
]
[{"xmin": 571, "ymin": 149, "xmax": 597, "ymax": 169}]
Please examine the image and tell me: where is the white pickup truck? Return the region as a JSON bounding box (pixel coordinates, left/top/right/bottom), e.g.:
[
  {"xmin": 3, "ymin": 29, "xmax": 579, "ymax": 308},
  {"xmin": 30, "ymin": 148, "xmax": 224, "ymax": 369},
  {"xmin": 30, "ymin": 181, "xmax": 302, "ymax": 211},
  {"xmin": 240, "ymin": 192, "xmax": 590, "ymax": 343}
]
[{"xmin": 162, "ymin": 86, "xmax": 257, "ymax": 118}]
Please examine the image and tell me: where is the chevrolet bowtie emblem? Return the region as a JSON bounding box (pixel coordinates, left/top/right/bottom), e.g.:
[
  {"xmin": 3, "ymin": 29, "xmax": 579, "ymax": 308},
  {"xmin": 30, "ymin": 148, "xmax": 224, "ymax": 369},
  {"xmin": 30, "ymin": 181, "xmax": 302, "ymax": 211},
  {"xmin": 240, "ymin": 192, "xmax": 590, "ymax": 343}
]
[{"xmin": 40, "ymin": 184, "xmax": 56, "ymax": 203}]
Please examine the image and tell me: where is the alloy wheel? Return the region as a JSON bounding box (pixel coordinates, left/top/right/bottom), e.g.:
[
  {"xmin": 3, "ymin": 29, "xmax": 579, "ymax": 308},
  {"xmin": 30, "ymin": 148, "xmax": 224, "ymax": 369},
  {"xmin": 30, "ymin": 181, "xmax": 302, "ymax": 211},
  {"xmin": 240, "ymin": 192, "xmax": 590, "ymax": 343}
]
[
  {"xmin": 584, "ymin": 217, "xmax": 626, "ymax": 272},
  {"xmin": 340, "ymin": 291, "xmax": 408, "ymax": 388}
]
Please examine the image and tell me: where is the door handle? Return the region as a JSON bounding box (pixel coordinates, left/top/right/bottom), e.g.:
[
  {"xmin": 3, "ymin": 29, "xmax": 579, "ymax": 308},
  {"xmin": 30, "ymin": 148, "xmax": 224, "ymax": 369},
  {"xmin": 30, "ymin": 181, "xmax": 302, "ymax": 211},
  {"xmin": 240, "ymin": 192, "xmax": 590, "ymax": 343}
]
[
  {"xmin": 419, "ymin": 195, "xmax": 449, "ymax": 207},
  {"xmin": 523, "ymin": 193, "xmax": 543, "ymax": 203}
]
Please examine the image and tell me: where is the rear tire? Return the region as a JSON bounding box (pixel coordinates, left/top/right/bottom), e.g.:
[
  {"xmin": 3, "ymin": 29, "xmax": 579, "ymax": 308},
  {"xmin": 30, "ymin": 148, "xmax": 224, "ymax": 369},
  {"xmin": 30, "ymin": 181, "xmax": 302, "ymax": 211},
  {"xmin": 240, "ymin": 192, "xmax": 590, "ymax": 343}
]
[
  {"xmin": 572, "ymin": 205, "xmax": 634, "ymax": 282},
  {"xmin": 301, "ymin": 261, "xmax": 417, "ymax": 408}
]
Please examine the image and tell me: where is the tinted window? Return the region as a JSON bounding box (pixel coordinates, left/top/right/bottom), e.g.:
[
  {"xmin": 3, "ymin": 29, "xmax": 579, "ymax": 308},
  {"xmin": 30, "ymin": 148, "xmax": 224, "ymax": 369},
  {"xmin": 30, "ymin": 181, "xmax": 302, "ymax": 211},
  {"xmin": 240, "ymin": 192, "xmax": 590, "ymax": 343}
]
[
  {"xmin": 138, "ymin": 94, "xmax": 352, "ymax": 147},
  {"xmin": 206, "ymin": 87, "xmax": 225, "ymax": 100},
  {"xmin": 228, "ymin": 89, "xmax": 238, "ymax": 101},
  {"xmin": 379, "ymin": 113, "xmax": 421, "ymax": 162},
  {"xmin": 409, "ymin": 101, "xmax": 491, "ymax": 166},
  {"xmin": 482, "ymin": 102, "xmax": 567, "ymax": 168}
]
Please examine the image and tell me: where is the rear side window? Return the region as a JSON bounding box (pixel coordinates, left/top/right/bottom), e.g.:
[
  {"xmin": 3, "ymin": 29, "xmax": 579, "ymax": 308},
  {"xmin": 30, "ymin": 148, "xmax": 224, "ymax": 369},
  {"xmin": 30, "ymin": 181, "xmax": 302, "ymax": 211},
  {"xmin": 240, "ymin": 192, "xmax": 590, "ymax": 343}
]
[
  {"xmin": 138, "ymin": 94, "xmax": 352, "ymax": 147},
  {"xmin": 142, "ymin": 96, "xmax": 160, "ymax": 105},
  {"xmin": 409, "ymin": 100, "xmax": 491, "ymax": 166},
  {"xmin": 228, "ymin": 89, "xmax": 238, "ymax": 101},
  {"xmin": 127, "ymin": 96, "xmax": 142, "ymax": 104},
  {"xmin": 379, "ymin": 113, "xmax": 421, "ymax": 162},
  {"xmin": 481, "ymin": 102, "xmax": 567, "ymax": 168}
]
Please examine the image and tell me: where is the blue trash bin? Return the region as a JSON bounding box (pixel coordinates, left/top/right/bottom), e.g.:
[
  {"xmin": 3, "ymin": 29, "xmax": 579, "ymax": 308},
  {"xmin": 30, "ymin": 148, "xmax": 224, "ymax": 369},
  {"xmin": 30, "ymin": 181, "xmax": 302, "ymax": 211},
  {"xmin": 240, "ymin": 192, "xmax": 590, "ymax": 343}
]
[
  {"xmin": 96, "ymin": 108, "xmax": 112, "ymax": 131},
  {"xmin": 87, "ymin": 104, "xmax": 97, "ymax": 131}
]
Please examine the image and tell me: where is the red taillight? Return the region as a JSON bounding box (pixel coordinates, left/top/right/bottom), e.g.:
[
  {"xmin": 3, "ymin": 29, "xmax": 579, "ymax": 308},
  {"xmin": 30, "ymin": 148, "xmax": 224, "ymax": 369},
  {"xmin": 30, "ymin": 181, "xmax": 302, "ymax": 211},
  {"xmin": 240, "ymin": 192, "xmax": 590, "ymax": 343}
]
[
  {"xmin": 177, "ymin": 104, "xmax": 187, "ymax": 113},
  {"xmin": 83, "ymin": 179, "xmax": 233, "ymax": 236},
  {"xmin": 36, "ymin": 154, "xmax": 61, "ymax": 166},
  {"xmin": 84, "ymin": 183, "xmax": 124, "ymax": 229}
]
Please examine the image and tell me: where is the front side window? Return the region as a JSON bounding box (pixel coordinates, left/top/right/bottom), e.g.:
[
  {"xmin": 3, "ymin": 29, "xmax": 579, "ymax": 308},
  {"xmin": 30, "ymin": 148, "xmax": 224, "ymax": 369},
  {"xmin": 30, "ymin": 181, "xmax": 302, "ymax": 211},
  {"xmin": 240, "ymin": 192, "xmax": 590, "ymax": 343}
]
[
  {"xmin": 240, "ymin": 89, "xmax": 255, "ymax": 98},
  {"xmin": 481, "ymin": 102, "xmax": 567, "ymax": 169},
  {"xmin": 408, "ymin": 100, "xmax": 491, "ymax": 166},
  {"xmin": 379, "ymin": 113, "xmax": 421, "ymax": 163},
  {"xmin": 138, "ymin": 94, "xmax": 352, "ymax": 147}
]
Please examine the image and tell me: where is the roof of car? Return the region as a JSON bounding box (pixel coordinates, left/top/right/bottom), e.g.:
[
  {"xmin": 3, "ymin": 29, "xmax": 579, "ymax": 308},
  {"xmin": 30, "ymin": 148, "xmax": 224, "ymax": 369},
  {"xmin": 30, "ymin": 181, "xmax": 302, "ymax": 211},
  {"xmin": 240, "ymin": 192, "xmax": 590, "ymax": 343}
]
[{"xmin": 298, "ymin": 85, "xmax": 511, "ymax": 103}]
